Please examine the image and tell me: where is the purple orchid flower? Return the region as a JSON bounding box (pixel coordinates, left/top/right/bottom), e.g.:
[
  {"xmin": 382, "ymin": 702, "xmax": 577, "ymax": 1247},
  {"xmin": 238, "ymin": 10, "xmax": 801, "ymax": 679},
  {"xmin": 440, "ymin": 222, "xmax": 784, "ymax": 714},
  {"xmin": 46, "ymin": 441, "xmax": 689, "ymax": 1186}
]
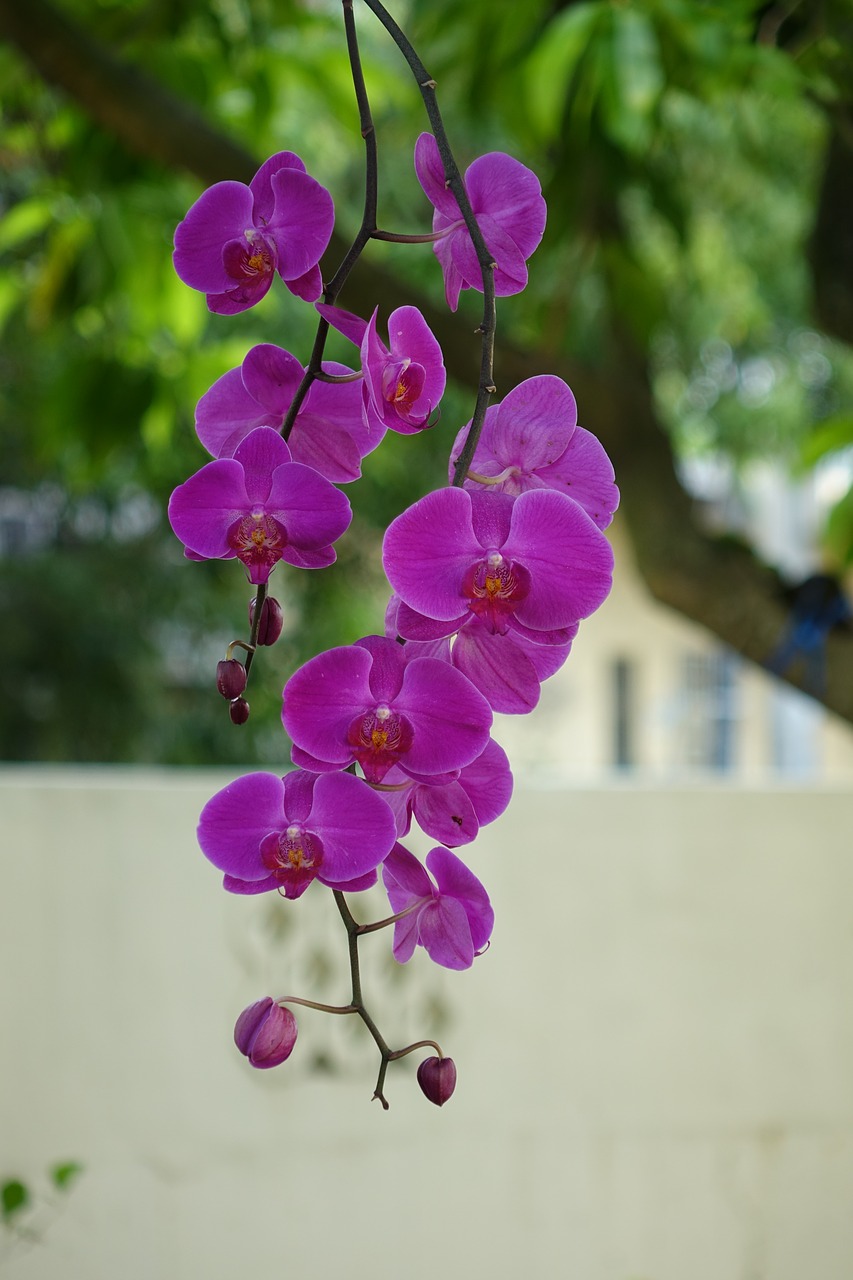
[
  {"xmin": 317, "ymin": 303, "xmax": 446, "ymax": 436},
  {"xmin": 195, "ymin": 343, "xmax": 382, "ymax": 483},
  {"xmin": 383, "ymin": 486, "xmax": 613, "ymax": 642},
  {"xmin": 382, "ymin": 843, "xmax": 494, "ymax": 971},
  {"xmin": 173, "ymin": 152, "xmax": 334, "ymax": 312},
  {"xmin": 282, "ymin": 634, "xmax": 492, "ymax": 784},
  {"xmin": 450, "ymin": 375, "xmax": 619, "ymax": 530},
  {"xmin": 361, "ymin": 306, "xmax": 446, "ymax": 434},
  {"xmin": 198, "ymin": 769, "xmax": 396, "ymax": 900},
  {"xmin": 379, "ymin": 737, "xmax": 513, "ymax": 847},
  {"xmin": 414, "ymin": 133, "xmax": 547, "ymax": 311},
  {"xmin": 168, "ymin": 426, "xmax": 351, "ymax": 584}
]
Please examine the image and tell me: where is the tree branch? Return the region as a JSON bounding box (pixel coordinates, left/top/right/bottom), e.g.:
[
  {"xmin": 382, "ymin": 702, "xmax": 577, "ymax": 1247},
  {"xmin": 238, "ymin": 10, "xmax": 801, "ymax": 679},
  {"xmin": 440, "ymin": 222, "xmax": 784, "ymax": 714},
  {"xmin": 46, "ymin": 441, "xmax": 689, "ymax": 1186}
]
[{"xmin": 3, "ymin": 0, "xmax": 851, "ymax": 723}]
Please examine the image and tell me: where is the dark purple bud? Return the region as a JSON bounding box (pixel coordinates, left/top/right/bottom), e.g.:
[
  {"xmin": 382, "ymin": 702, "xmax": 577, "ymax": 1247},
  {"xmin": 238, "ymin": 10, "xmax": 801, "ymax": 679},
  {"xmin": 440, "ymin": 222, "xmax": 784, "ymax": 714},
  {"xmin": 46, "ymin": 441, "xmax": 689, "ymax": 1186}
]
[
  {"xmin": 416, "ymin": 1055, "xmax": 457, "ymax": 1106},
  {"xmin": 216, "ymin": 659, "xmax": 247, "ymax": 700},
  {"xmin": 229, "ymin": 696, "xmax": 250, "ymax": 725},
  {"xmin": 234, "ymin": 997, "xmax": 298, "ymax": 1069},
  {"xmin": 250, "ymin": 595, "xmax": 284, "ymax": 646}
]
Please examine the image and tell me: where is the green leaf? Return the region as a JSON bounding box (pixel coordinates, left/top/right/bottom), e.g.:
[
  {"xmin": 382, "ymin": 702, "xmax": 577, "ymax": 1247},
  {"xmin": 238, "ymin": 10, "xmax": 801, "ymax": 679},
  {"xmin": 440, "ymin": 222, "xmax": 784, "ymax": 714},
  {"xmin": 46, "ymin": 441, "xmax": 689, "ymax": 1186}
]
[
  {"xmin": 1, "ymin": 1180, "xmax": 29, "ymax": 1220},
  {"xmin": 600, "ymin": 8, "xmax": 665, "ymax": 153},
  {"xmin": 523, "ymin": 2, "xmax": 604, "ymax": 140},
  {"xmin": 602, "ymin": 239, "xmax": 667, "ymax": 344},
  {"xmin": 822, "ymin": 484, "xmax": 853, "ymax": 568},
  {"xmin": 51, "ymin": 1161, "xmax": 84, "ymax": 1191},
  {"xmin": 798, "ymin": 413, "xmax": 853, "ymax": 470},
  {"xmin": 0, "ymin": 199, "xmax": 54, "ymax": 254}
]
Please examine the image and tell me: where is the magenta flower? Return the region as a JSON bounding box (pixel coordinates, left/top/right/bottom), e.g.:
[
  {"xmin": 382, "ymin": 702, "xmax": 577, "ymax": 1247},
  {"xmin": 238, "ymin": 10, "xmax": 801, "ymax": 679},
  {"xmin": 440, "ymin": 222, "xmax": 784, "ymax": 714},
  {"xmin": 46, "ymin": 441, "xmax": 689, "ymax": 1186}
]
[
  {"xmin": 414, "ymin": 133, "xmax": 546, "ymax": 311},
  {"xmin": 168, "ymin": 426, "xmax": 351, "ymax": 583},
  {"xmin": 361, "ymin": 306, "xmax": 445, "ymax": 434},
  {"xmin": 383, "ymin": 486, "xmax": 613, "ymax": 640},
  {"xmin": 282, "ymin": 634, "xmax": 492, "ymax": 784},
  {"xmin": 173, "ymin": 152, "xmax": 334, "ymax": 312},
  {"xmin": 382, "ymin": 843, "xmax": 494, "ymax": 971},
  {"xmin": 198, "ymin": 769, "xmax": 396, "ymax": 899},
  {"xmin": 317, "ymin": 303, "xmax": 446, "ymax": 436},
  {"xmin": 451, "ymin": 375, "xmax": 619, "ymax": 530},
  {"xmin": 195, "ymin": 343, "xmax": 381, "ymax": 483},
  {"xmin": 234, "ymin": 998, "xmax": 297, "ymax": 1069},
  {"xmin": 381, "ymin": 737, "xmax": 513, "ymax": 846}
]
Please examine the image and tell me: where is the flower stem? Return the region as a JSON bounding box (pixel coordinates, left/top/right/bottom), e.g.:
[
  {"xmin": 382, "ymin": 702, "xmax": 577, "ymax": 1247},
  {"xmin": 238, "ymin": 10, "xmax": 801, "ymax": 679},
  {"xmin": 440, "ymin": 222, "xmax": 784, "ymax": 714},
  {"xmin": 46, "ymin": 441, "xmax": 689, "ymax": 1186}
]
[
  {"xmin": 242, "ymin": 580, "xmax": 266, "ymax": 679},
  {"xmin": 359, "ymin": 0, "xmax": 497, "ymax": 484},
  {"xmin": 355, "ymin": 897, "xmax": 425, "ymax": 936},
  {"xmin": 371, "ymin": 227, "xmax": 449, "ymax": 244},
  {"xmin": 277, "ymin": 996, "xmax": 357, "ymax": 1016},
  {"xmin": 388, "ymin": 1039, "xmax": 444, "ymax": 1062},
  {"xmin": 333, "ymin": 889, "xmax": 436, "ymax": 1109},
  {"xmin": 282, "ymin": 0, "xmax": 378, "ymax": 442}
]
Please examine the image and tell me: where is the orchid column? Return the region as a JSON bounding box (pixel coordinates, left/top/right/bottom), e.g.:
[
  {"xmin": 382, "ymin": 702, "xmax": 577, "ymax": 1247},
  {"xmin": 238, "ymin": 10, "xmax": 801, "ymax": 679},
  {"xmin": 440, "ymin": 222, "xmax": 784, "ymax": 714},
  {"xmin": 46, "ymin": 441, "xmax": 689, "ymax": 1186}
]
[{"xmin": 166, "ymin": 0, "xmax": 618, "ymax": 1111}]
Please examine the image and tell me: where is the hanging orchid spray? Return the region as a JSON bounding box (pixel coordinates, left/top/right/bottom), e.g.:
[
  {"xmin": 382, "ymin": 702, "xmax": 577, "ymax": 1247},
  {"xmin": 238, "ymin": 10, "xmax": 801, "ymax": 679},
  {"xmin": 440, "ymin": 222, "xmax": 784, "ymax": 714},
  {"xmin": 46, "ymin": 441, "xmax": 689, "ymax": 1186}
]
[{"xmin": 168, "ymin": 0, "xmax": 618, "ymax": 1110}]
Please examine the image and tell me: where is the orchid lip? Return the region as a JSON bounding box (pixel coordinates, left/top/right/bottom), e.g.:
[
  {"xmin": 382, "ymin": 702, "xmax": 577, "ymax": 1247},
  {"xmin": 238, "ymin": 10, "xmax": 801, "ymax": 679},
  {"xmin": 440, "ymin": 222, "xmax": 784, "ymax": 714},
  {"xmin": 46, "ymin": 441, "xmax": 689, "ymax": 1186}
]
[
  {"xmin": 461, "ymin": 554, "xmax": 532, "ymax": 635},
  {"xmin": 260, "ymin": 827, "xmax": 324, "ymax": 876},
  {"xmin": 346, "ymin": 705, "xmax": 415, "ymax": 782}
]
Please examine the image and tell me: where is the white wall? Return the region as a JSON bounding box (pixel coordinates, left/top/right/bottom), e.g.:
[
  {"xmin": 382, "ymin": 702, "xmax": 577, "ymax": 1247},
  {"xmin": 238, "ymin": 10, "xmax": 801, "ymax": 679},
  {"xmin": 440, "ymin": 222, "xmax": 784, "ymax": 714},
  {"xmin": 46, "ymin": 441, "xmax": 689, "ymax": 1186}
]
[{"xmin": 2, "ymin": 768, "xmax": 852, "ymax": 1279}]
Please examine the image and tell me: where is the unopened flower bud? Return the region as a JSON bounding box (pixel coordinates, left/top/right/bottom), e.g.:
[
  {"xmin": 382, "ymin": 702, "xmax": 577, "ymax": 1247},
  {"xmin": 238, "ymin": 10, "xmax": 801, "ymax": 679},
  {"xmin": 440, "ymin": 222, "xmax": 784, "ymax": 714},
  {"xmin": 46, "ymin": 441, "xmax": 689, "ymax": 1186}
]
[
  {"xmin": 229, "ymin": 696, "xmax": 250, "ymax": 725},
  {"xmin": 250, "ymin": 595, "xmax": 284, "ymax": 646},
  {"xmin": 216, "ymin": 659, "xmax": 247, "ymax": 700},
  {"xmin": 234, "ymin": 997, "xmax": 297, "ymax": 1069},
  {"xmin": 416, "ymin": 1055, "xmax": 456, "ymax": 1106}
]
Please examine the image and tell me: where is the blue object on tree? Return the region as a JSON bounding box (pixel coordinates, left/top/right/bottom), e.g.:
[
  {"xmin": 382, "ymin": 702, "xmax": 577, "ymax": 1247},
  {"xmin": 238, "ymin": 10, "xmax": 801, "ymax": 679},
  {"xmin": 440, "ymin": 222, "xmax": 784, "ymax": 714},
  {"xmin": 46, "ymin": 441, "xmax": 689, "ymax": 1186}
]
[{"xmin": 768, "ymin": 573, "xmax": 852, "ymax": 696}]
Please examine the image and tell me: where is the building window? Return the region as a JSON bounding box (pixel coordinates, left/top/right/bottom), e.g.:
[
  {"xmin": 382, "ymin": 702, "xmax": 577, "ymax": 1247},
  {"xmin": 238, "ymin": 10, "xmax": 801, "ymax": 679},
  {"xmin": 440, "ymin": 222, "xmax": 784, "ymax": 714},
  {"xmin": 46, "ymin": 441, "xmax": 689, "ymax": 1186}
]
[
  {"xmin": 611, "ymin": 656, "xmax": 634, "ymax": 769},
  {"xmin": 680, "ymin": 650, "xmax": 739, "ymax": 771}
]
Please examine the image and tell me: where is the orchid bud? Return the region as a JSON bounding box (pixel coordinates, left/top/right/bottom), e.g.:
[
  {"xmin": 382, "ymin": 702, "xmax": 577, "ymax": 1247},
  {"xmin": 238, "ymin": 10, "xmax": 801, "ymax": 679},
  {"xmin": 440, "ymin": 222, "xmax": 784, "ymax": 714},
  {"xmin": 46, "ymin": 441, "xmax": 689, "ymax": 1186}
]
[
  {"xmin": 216, "ymin": 659, "xmax": 247, "ymax": 700},
  {"xmin": 250, "ymin": 595, "xmax": 284, "ymax": 646},
  {"xmin": 234, "ymin": 998, "xmax": 298, "ymax": 1069},
  {"xmin": 229, "ymin": 696, "xmax": 250, "ymax": 725},
  {"xmin": 416, "ymin": 1056, "xmax": 456, "ymax": 1106}
]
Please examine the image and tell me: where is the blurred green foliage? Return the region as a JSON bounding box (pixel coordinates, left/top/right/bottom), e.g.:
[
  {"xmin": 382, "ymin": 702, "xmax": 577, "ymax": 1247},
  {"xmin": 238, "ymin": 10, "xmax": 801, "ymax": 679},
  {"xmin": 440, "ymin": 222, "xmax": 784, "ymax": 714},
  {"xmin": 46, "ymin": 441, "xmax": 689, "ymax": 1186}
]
[
  {"xmin": 1, "ymin": 1161, "xmax": 82, "ymax": 1259},
  {"xmin": 1, "ymin": 0, "xmax": 852, "ymax": 762}
]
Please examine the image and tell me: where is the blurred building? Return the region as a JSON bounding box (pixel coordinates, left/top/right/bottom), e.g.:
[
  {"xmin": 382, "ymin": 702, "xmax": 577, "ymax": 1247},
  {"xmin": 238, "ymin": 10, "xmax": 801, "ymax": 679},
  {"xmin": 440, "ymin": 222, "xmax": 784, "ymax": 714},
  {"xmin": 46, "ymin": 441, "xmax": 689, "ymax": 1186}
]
[{"xmin": 496, "ymin": 520, "xmax": 853, "ymax": 785}]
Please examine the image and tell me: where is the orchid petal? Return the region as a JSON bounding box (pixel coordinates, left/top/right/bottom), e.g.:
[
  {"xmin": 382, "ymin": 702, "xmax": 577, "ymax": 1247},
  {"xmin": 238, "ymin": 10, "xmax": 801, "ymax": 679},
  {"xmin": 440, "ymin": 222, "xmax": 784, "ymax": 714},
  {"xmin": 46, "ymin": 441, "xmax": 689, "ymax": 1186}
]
[
  {"xmin": 267, "ymin": 168, "xmax": 334, "ymax": 281},
  {"xmin": 427, "ymin": 847, "xmax": 494, "ymax": 953},
  {"xmin": 198, "ymin": 773, "xmax": 284, "ymax": 881},
  {"xmin": 383, "ymin": 488, "xmax": 481, "ymax": 621},
  {"xmin": 168, "ymin": 460, "xmax": 248, "ymax": 558},
  {"xmin": 173, "ymin": 182, "xmax": 255, "ymax": 293},
  {"xmin": 508, "ymin": 490, "xmax": 614, "ymax": 629},
  {"xmin": 195, "ymin": 368, "xmax": 272, "ymax": 459},
  {"xmin": 417, "ymin": 897, "xmax": 475, "ymax": 970},
  {"xmin": 250, "ymin": 151, "xmax": 306, "ymax": 223}
]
